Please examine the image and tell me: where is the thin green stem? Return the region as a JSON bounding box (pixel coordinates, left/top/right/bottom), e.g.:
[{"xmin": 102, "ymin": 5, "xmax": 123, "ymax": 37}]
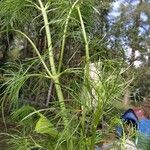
[
  {"xmin": 91, "ymin": 104, "xmax": 103, "ymax": 150},
  {"xmin": 77, "ymin": 6, "xmax": 91, "ymax": 147},
  {"xmin": 14, "ymin": 30, "xmax": 52, "ymax": 78},
  {"xmin": 57, "ymin": 0, "xmax": 80, "ymax": 73},
  {"xmin": 38, "ymin": 0, "xmax": 68, "ymax": 126},
  {"xmin": 38, "ymin": 0, "xmax": 56, "ymax": 74},
  {"xmin": 77, "ymin": 6, "xmax": 90, "ymax": 80}
]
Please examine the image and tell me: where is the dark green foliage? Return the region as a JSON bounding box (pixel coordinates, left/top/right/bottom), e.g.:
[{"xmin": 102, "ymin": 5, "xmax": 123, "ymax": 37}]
[
  {"xmin": 0, "ymin": 0, "xmax": 36, "ymax": 29},
  {"xmin": 11, "ymin": 105, "xmax": 37, "ymax": 126}
]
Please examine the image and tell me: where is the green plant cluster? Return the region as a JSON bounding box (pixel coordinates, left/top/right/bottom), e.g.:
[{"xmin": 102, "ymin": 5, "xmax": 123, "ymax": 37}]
[{"xmin": 0, "ymin": 0, "xmax": 139, "ymax": 150}]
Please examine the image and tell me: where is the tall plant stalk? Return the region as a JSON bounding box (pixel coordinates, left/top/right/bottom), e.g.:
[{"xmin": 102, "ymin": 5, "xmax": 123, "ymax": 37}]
[
  {"xmin": 38, "ymin": 0, "xmax": 68, "ymax": 126},
  {"xmin": 77, "ymin": 6, "xmax": 91, "ymax": 146},
  {"xmin": 77, "ymin": 6, "xmax": 90, "ymax": 81},
  {"xmin": 57, "ymin": 0, "xmax": 80, "ymax": 73}
]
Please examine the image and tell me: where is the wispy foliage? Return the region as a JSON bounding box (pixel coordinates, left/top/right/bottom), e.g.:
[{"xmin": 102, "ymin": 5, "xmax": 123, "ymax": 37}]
[{"xmin": 0, "ymin": 0, "xmax": 36, "ymax": 29}]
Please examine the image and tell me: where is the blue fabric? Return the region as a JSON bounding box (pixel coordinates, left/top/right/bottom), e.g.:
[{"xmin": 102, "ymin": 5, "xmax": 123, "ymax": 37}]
[
  {"xmin": 138, "ymin": 119, "xmax": 150, "ymax": 138},
  {"xmin": 137, "ymin": 119, "xmax": 150, "ymax": 150},
  {"xmin": 116, "ymin": 109, "xmax": 150, "ymax": 138},
  {"xmin": 116, "ymin": 125, "xmax": 123, "ymax": 137},
  {"xmin": 116, "ymin": 110, "xmax": 150, "ymax": 149},
  {"xmin": 121, "ymin": 109, "xmax": 139, "ymax": 127},
  {"xmin": 116, "ymin": 109, "xmax": 139, "ymax": 137}
]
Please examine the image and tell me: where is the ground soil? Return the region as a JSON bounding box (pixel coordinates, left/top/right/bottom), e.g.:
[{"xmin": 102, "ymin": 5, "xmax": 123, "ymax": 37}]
[
  {"xmin": 0, "ymin": 120, "xmax": 18, "ymax": 150},
  {"xmin": 0, "ymin": 122, "xmax": 9, "ymax": 150}
]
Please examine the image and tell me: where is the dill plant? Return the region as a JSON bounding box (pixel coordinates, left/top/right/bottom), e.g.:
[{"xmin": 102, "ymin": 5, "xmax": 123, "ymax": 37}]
[{"xmin": 0, "ymin": 0, "xmax": 127, "ymax": 150}]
